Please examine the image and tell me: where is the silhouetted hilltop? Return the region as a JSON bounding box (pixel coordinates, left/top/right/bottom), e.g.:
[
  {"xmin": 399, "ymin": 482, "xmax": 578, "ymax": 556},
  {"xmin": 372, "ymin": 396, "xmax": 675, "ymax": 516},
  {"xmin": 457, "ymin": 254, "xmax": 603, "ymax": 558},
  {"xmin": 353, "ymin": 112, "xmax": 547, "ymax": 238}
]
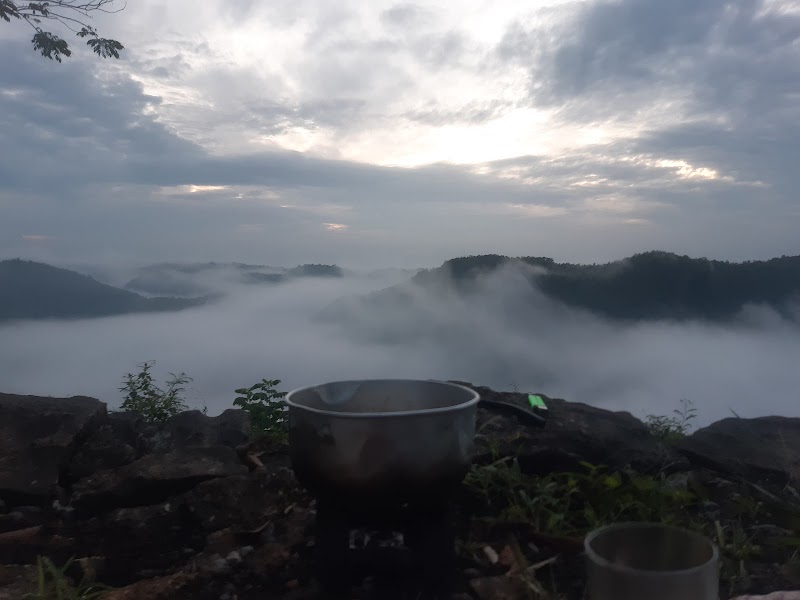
[
  {"xmin": 411, "ymin": 251, "xmax": 800, "ymax": 320},
  {"xmin": 0, "ymin": 259, "xmax": 205, "ymax": 322}
]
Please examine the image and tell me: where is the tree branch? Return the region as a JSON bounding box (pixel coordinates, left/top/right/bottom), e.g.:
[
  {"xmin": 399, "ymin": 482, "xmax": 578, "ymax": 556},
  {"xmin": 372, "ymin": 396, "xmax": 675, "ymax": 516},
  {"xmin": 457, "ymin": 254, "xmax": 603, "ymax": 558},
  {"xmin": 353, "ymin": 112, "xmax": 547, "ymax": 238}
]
[{"xmin": 1, "ymin": 0, "xmax": 126, "ymax": 61}]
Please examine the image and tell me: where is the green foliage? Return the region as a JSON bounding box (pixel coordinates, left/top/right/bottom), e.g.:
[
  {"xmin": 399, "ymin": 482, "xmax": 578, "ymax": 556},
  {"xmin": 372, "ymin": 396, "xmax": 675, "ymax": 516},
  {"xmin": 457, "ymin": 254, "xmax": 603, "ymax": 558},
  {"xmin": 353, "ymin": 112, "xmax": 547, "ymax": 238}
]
[
  {"xmin": 234, "ymin": 379, "xmax": 288, "ymax": 441},
  {"xmin": 645, "ymin": 398, "xmax": 697, "ymax": 442},
  {"xmin": 119, "ymin": 361, "xmax": 192, "ymax": 423},
  {"xmin": 0, "ymin": 0, "xmax": 125, "ymax": 61},
  {"xmin": 24, "ymin": 555, "xmax": 111, "ymax": 600},
  {"xmin": 464, "ymin": 459, "xmax": 698, "ymax": 537}
]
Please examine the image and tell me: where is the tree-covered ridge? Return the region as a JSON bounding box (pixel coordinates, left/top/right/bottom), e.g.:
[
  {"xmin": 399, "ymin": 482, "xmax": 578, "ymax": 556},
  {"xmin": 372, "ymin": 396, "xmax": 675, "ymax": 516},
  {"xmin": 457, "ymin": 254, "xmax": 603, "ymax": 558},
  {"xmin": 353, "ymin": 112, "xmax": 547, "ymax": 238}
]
[
  {"xmin": 415, "ymin": 251, "xmax": 800, "ymax": 321},
  {"xmin": 0, "ymin": 259, "xmax": 204, "ymax": 322}
]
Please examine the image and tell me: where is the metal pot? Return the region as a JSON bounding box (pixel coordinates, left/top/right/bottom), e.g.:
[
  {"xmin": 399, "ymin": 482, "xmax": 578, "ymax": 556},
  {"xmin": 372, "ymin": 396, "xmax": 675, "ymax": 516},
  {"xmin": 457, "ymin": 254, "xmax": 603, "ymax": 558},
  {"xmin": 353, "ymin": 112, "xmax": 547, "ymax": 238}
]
[{"xmin": 286, "ymin": 379, "xmax": 480, "ymax": 506}]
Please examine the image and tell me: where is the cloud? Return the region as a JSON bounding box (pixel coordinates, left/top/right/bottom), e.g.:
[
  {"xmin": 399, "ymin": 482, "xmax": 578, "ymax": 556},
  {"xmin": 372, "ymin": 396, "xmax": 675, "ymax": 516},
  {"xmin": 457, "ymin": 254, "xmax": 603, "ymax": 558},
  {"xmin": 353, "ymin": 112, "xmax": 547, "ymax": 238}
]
[
  {"xmin": 1, "ymin": 263, "xmax": 798, "ymax": 428},
  {"xmin": 1, "ymin": 0, "xmax": 799, "ymax": 267}
]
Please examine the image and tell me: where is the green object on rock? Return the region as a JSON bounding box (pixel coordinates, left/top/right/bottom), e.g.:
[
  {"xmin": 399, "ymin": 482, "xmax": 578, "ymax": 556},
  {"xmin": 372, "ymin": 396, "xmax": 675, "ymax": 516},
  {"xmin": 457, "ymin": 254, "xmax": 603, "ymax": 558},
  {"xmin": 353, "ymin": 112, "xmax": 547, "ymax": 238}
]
[{"xmin": 528, "ymin": 394, "xmax": 547, "ymax": 410}]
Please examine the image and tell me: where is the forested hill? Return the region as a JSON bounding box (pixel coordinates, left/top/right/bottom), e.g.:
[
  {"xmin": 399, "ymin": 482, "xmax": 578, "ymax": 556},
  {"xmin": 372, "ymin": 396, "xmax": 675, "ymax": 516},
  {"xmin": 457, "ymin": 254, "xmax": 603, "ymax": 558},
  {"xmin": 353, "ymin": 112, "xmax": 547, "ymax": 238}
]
[
  {"xmin": 412, "ymin": 251, "xmax": 800, "ymax": 320},
  {"xmin": 0, "ymin": 259, "xmax": 204, "ymax": 322}
]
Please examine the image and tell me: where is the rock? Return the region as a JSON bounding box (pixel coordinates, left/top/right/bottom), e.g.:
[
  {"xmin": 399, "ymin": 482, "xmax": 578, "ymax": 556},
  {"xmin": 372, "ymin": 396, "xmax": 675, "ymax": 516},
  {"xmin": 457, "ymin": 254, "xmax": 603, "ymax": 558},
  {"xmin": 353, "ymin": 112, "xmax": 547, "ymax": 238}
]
[
  {"xmin": 210, "ymin": 556, "xmax": 230, "ymax": 574},
  {"xmin": 0, "ymin": 511, "xmax": 32, "ymax": 533},
  {"xmin": 470, "ymin": 575, "xmax": 531, "ymax": 600},
  {"xmin": 76, "ymin": 502, "xmax": 203, "ymax": 586},
  {"xmin": 457, "ymin": 383, "xmax": 684, "ymax": 475},
  {"xmin": 242, "ymin": 543, "xmax": 291, "ymax": 571},
  {"xmin": 0, "ymin": 393, "xmax": 106, "ymax": 505},
  {"xmin": 677, "ymin": 416, "xmax": 800, "ymax": 483},
  {"xmin": 203, "ymin": 529, "xmax": 241, "ymax": 557},
  {"xmin": 0, "ymin": 525, "xmax": 76, "ymax": 565},
  {"xmin": 71, "ymin": 446, "xmax": 247, "ymax": 514},
  {"xmin": 102, "ymin": 571, "xmax": 205, "ymax": 600},
  {"xmin": 731, "ymin": 594, "xmax": 800, "ymax": 600},
  {"xmin": 183, "ymin": 471, "xmax": 278, "ymax": 533},
  {"xmin": 141, "ymin": 410, "xmax": 251, "ymax": 454},
  {"xmin": 64, "ymin": 423, "xmax": 137, "ymax": 486},
  {"xmin": 0, "ymin": 565, "xmax": 37, "ymax": 600}
]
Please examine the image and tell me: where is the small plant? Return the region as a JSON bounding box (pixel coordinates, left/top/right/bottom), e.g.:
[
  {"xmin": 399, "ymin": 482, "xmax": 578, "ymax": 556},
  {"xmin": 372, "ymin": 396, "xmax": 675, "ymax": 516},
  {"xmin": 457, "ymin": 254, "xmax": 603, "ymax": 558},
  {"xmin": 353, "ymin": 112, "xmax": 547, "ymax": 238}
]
[
  {"xmin": 645, "ymin": 397, "xmax": 697, "ymax": 442},
  {"xmin": 234, "ymin": 378, "xmax": 288, "ymax": 441},
  {"xmin": 464, "ymin": 459, "xmax": 698, "ymax": 537},
  {"xmin": 118, "ymin": 361, "xmax": 192, "ymax": 423},
  {"xmin": 712, "ymin": 520, "xmax": 761, "ymax": 596},
  {"xmin": 25, "ymin": 555, "xmax": 111, "ymax": 600}
]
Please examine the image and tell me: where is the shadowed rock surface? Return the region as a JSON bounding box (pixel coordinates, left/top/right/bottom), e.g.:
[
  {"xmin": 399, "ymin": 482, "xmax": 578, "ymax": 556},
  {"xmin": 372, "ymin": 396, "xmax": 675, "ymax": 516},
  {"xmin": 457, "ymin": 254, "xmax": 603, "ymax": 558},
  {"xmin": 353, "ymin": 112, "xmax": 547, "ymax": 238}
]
[
  {"xmin": 458, "ymin": 382, "xmax": 686, "ymax": 475},
  {"xmin": 0, "ymin": 393, "xmax": 106, "ymax": 505},
  {"xmin": 677, "ymin": 416, "xmax": 800, "ymax": 484},
  {"xmin": 0, "ymin": 388, "xmax": 798, "ymax": 599}
]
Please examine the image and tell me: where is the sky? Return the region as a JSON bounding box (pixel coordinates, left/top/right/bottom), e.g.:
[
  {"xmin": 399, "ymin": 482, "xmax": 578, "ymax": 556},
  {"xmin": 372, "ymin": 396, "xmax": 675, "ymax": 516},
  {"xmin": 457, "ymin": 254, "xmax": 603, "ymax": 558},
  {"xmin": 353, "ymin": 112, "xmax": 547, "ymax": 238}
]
[{"xmin": 1, "ymin": 0, "xmax": 799, "ymax": 268}]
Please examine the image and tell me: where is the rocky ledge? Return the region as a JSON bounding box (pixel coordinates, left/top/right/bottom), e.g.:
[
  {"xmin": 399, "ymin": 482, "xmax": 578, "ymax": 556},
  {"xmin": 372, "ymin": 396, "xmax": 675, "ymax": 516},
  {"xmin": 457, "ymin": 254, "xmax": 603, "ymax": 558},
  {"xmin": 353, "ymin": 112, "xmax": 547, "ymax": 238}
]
[{"xmin": 1, "ymin": 386, "xmax": 799, "ymax": 599}]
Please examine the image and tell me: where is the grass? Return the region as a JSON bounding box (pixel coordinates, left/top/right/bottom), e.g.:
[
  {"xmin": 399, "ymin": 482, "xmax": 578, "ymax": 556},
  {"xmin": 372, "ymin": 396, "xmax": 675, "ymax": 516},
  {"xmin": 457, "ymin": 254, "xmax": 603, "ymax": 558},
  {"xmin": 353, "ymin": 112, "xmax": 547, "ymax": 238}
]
[
  {"xmin": 464, "ymin": 458, "xmax": 699, "ymax": 537},
  {"xmin": 23, "ymin": 556, "xmax": 111, "ymax": 600},
  {"xmin": 462, "ymin": 449, "xmax": 800, "ymax": 598}
]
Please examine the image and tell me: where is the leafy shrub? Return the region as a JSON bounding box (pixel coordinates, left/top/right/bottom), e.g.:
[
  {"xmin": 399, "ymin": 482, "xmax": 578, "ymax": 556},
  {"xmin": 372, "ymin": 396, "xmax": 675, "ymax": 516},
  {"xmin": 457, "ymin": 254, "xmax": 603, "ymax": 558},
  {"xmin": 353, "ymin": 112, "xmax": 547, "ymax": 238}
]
[
  {"xmin": 464, "ymin": 459, "xmax": 698, "ymax": 536},
  {"xmin": 233, "ymin": 379, "xmax": 288, "ymax": 440},
  {"xmin": 118, "ymin": 361, "xmax": 192, "ymax": 423},
  {"xmin": 645, "ymin": 398, "xmax": 697, "ymax": 442}
]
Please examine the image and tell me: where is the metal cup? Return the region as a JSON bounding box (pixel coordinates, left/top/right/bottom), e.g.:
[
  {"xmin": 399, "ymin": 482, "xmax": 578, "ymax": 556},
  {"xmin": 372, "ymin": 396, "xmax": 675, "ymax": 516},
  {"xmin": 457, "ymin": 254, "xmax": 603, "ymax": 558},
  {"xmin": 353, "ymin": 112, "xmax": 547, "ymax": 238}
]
[{"xmin": 585, "ymin": 522, "xmax": 720, "ymax": 600}]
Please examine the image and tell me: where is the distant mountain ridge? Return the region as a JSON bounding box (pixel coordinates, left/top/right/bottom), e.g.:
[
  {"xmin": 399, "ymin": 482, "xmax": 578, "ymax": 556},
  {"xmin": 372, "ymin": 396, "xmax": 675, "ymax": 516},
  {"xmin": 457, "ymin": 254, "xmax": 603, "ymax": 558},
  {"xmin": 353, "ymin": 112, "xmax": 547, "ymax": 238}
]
[
  {"xmin": 410, "ymin": 251, "xmax": 800, "ymax": 321},
  {"xmin": 123, "ymin": 262, "xmax": 344, "ymax": 297},
  {"xmin": 0, "ymin": 259, "xmax": 206, "ymax": 322}
]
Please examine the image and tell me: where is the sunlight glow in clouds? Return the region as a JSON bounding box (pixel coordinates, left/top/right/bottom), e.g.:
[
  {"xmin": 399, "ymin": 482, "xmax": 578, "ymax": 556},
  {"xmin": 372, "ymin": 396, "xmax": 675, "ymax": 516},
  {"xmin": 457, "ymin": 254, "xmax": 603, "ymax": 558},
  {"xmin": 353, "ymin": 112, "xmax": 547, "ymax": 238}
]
[
  {"xmin": 188, "ymin": 185, "xmax": 228, "ymax": 193},
  {"xmin": 324, "ymin": 223, "xmax": 348, "ymax": 231},
  {"xmin": 105, "ymin": 0, "xmax": 612, "ymax": 168}
]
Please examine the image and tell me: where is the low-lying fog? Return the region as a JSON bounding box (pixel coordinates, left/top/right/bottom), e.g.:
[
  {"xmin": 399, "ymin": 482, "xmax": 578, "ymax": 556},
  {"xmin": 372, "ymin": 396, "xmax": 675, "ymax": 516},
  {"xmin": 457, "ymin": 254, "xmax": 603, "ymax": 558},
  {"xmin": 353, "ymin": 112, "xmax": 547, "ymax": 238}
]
[{"xmin": 1, "ymin": 262, "xmax": 799, "ymax": 428}]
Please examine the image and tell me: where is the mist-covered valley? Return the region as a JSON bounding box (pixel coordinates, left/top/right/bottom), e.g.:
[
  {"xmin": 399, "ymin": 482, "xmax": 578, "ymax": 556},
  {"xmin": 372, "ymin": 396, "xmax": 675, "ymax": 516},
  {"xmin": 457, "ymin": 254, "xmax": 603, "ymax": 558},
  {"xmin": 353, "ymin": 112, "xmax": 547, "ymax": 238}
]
[{"xmin": 1, "ymin": 256, "xmax": 799, "ymax": 428}]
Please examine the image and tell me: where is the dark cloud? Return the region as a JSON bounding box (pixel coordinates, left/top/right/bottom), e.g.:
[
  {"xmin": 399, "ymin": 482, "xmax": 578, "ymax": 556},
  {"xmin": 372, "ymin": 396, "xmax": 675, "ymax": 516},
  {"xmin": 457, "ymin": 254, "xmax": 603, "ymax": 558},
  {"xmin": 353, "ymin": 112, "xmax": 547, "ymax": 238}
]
[
  {"xmin": 489, "ymin": 0, "xmax": 800, "ymax": 236},
  {"xmin": 496, "ymin": 0, "xmax": 800, "ymax": 146}
]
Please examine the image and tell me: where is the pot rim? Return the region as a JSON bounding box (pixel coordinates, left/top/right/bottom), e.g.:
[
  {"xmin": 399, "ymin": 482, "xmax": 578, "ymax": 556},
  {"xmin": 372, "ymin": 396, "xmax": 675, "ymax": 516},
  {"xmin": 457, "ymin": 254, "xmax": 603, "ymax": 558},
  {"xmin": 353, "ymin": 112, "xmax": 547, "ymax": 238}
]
[
  {"xmin": 584, "ymin": 521, "xmax": 720, "ymax": 577},
  {"xmin": 285, "ymin": 378, "xmax": 480, "ymax": 419}
]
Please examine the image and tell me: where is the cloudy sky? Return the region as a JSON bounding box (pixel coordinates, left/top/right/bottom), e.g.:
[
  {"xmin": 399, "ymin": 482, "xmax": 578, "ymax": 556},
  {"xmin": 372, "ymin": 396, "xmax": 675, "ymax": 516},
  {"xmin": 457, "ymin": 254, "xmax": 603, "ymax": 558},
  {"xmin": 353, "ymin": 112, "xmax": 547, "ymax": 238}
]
[{"xmin": 1, "ymin": 0, "xmax": 799, "ymax": 268}]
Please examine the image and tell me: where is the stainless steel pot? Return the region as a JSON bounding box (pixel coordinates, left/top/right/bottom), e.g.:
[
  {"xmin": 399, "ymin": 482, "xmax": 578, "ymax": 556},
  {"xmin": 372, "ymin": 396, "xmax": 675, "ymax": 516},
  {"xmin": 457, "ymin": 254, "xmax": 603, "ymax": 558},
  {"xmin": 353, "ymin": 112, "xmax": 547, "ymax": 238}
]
[{"xmin": 286, "ymin": 379, "xmax": 480, "ymax": 505}]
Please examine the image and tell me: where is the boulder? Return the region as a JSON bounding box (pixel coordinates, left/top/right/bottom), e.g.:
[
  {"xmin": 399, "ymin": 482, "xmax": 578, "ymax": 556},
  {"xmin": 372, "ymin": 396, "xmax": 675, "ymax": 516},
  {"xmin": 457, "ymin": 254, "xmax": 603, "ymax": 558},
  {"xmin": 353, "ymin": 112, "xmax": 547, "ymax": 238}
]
[
  {"xmin": 94, "ymin": 503, "xmax": 203, "ymax": 585},
  {"xmin": 0, "ymin": 525, "xmax": 76, "ymax": 565},
  {"xmin": 183, "ymin": 472, "xmax": 278, "ymax": 533},
  {"xmin": 0, "ymin": 393, "xmax": 106, "ymax": 505},
  {"xmin": 102, "ymin": 571, "xmax": 206, "ymax": 600},
  {"xmin": 0, "ymin": 565, "xmax": 37, "ymax": 600},
  {"xmin": 96, "ymin": 409, "xmax": 250, "ymax": 457},
  {"xmin": 677, "ymin": 416, "xmax": 800, "ymax": 483},
  {"xmin": 456, "ymin": 383, "xmax": 684, "ymax": 475},
  {"xmin": 64, "ymin": 422, "xmax": 137, "ymax": 486},
  {"xmin": 70, "ymin": 446, "xmax": 247, "ymax": 514},
  {"xmin": 140, "ymin": 409, "xmax": 251, "ymax": 454}
]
